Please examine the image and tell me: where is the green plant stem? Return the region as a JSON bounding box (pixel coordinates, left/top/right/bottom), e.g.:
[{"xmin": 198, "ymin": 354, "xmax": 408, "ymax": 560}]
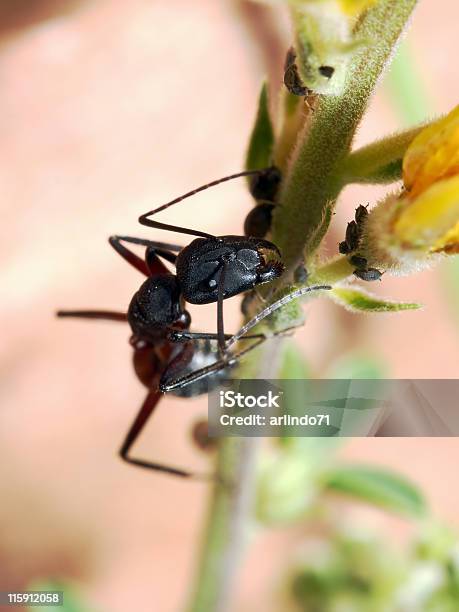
[
  {"xmin": 272, "ymin": 0, "xmax": 419, "ymax": 271},
  {"xmin": 187, "ymin": 437, "xmax": 260, "ymax": 612},
  {"xmin": 187, "ymin": 3, "xmax": 418, "ymax": 611},
  {"xmin": 310, "ymin": 256, "xmax": 354, "ymax": 284},
  {"xmin": 337, "ymin": 124, "xmax": 424, "ymax": 184},
  {"xmin": 187, "ymin": 342, "xmax": 284, "ymax": 612}
]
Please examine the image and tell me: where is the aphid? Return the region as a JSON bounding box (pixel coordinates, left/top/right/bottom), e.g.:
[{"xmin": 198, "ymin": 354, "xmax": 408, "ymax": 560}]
[
  {"xmin": 338, "ymin": 205, "xmax": 370, "ymax": 254},
  {"xmin": 283, "ymin": 46, "xmax": 311, "ymax": 97},
  {"xmin": 349, "ymin": 253, "xmax": 382, "ymax": 282},
  {"xmin": 355, "ymin": 203, "xmax": 369, "ymax": 225},
  {"xmin": 353, "ymin": 267, "xmax": 383, "ymax": 282},
  {"xmin": 339, "ymin": 220, "xmax": 360, "ymax": 254}
]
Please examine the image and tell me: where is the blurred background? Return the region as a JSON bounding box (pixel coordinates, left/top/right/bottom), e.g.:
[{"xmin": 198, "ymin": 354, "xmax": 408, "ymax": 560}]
[{"xmin": 1, "ymin": 1, "xmax": 458, "ymax": 610}]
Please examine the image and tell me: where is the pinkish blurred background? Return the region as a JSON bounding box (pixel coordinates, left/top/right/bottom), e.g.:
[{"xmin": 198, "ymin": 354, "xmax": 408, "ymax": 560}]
[{"xmin": 0, "ymin": 1, "xmax": 458, "ymax": 611}]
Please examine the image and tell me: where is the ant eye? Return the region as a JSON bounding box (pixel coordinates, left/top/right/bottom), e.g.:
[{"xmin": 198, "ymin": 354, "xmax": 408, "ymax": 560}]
[
  {"xmin": 208, "ymin": 279, "xmax": 217, "ymax": 288},
  {"xmin": 319, "ymin": 65, "xmax": 335, "ymax": 79}
]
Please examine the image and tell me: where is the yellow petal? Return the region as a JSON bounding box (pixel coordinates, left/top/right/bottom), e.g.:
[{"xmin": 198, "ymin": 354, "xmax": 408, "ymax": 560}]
[
  {"xmin": 394, "ymin": 175, "xmax": 459, "ymax": 251},
  {"xmin": 338, "ymin": 0, "xmax": 378, "ymax": 15},
  {"xmin": 433, "ymin": 220, "xmax": 459, "ymax": 253},
  {"xmin": 403, "ymin": 105, "xmax": 459, "ymax": 198}
]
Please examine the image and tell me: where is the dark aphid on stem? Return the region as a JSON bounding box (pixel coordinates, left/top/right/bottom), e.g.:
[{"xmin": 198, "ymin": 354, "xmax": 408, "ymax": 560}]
[
  {"xmin": 338, "ymin": 205, "xmax": 369, "ymax": 254},
  {"xmin": 284, "ymin": 46, "xmax": 312, "ymax": 97},
  {"xmin": 338, "ymin": 205, "xmax": 381, "ymax": 281},
  {"xmin": 350, "ymin": 254, "xmax": 383, "ymax": 282},
  {"xmin": 339, "ymin": 220, "xmax": 360, "ymax": 254},
  {"xmin": 355, "ymin": 203, "xmax": 369, "ymax": 225},
  {"xmin": 353, "ymin": 267, "xmax": 383, "ymax": 282}
]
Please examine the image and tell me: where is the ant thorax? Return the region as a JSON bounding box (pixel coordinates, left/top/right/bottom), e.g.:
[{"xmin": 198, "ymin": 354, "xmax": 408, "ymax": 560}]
[
  {"xmin": 127, "ymin": 275, "xmax": 188, "ymax": 339},
  {"xmin": 175, "ymin": 236, "xmax": 283, "ymax": 305}
]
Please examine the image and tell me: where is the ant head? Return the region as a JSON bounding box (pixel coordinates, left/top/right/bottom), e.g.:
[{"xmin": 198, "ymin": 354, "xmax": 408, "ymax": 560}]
[
  {"xmin": 128, "ymin": 275, "xmax": 190, "ymax": 339},
  {"xmin": 176, "ymin": 236, "xmax": 284, "ymax": 305}
]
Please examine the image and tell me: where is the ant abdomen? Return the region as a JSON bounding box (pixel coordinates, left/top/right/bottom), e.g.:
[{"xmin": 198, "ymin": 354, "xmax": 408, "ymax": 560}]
[
  {"xmin": 167, "ymin": 340, "xmax": 227, "ymax": 398},
  {"xmin": 244, "ymin": 203, "xmax": 275, "ymax": 239},
  {"xmin": 132, "ymin": 343, "xmax": 163, "ymax": 388},
  {"xmin": 249, "ymin": 166, "xmax": 282, "ymax": 202}
]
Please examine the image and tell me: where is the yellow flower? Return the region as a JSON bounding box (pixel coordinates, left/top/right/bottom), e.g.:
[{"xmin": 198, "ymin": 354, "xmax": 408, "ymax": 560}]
[
  {"xmin": 338, "ymin": 0, "xmax": 378, "ymax": 16},
  {"xmin": 393, "ymin": 104, "xmax": 459, "ymax": 254},
  {"xmin": 403, "ymin": 105, "xmax": 459, "ymax": 198}
]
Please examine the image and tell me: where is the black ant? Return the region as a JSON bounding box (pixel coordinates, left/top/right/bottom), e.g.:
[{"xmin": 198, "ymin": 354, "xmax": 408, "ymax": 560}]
[
  {"xmin": 58, "ymin": 170, "xmax": 331, "ymax": 478},
  {"xmin": 244, "ymin": 166, "xmax": 282, "ymax": 239}
]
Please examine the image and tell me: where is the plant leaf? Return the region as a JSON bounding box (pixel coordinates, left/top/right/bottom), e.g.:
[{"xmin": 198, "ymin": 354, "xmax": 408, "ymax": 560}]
[
  {"xmin": 330, "ymin": 286, "xmax": 422, "ymax": 312},
  {"xmin": 322, "ymin": 465, "xmax": 427, "ymax": 516},
  {"xmin": 245, "ymin": 82, "xmax": 275, "ymax": 172}
]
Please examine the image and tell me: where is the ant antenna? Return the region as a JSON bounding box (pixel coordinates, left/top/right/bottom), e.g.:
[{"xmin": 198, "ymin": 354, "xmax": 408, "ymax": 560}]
[
  {"xmin": 226, "ymin": 284, "xmax": 332, "ymax": 349},
  {"xmin": 138, "ymin": 168, "xmax": 274, "ymax": 240}
]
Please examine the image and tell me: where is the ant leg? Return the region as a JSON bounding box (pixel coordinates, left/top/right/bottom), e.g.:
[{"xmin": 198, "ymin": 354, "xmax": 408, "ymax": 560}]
[
  {"xmin": 226, "ymin": 284, "xmax": 332, "ymax": 350},
  {"xmin": 169, "ymin": 331, "xmax": 265, "ymax": 342},
  {"xmin": 56, "ymin": 310, "xmax": 128, "ymax": 322},
  {"xmin": 161, "ymin": 321, "xmax": 308, "ymax": 393},
  {"xmin": 109, "ymin": 235, "xmax": 182, "ymax": 276},
  {"xmin": 160, "ymin": 337, "xmax": 266, "ymax": 393},
  {"xmin": 145, "ymin": 246, "xmax": 176, "ymax": 273},
  {"xmin": 109, "ymin": 235, "xmax": 152, "ymax": 276},
  {"xmin": 161, "ymin": 323, "xmax": 304, "ymax": 394},
  {"xmin": 120, "ymin": 389, "xmax": 212, "ymax": 480},
  {"xmin": 138, "ymin": 169, "xmax": 272, "ymax": 240},
  {"xmin": 216, "ymin": 263, "xmax": 228, "ymax": 354}
]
